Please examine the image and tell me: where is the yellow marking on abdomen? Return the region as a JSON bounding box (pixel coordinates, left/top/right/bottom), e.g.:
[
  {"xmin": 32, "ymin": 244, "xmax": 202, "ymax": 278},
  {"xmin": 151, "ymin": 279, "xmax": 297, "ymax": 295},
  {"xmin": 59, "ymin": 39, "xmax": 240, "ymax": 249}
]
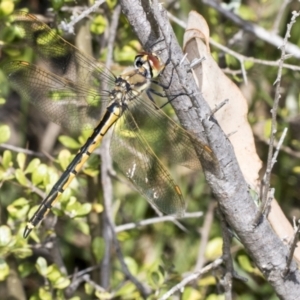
[
  {"xmin": 175, "ymin": 185, "xmax": 182, "ymax": 195},
  {"xmin": 62, "ymin": 172, "xmax": 76, "ymax": 191}
]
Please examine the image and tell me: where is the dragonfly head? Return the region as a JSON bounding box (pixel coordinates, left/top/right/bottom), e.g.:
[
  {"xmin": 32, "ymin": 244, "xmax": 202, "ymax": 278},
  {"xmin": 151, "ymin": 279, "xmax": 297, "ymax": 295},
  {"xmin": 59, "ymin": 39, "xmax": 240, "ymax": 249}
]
[{"xmin": 134, "ymin": 52, "xmax": 165, "ymax": 79}]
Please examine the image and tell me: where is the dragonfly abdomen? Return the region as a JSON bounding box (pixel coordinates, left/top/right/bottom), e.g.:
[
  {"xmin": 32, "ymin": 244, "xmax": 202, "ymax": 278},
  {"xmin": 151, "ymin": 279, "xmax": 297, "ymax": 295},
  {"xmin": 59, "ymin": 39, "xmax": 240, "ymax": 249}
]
[{"xmin": 23, "ymin": 103, "xmax": 122, "ymax": 238}]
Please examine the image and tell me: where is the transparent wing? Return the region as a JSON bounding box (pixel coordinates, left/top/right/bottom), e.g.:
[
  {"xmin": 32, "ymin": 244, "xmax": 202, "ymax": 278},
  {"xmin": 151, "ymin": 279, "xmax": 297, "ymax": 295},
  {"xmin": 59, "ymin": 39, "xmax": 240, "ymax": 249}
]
[
  {"xmin": 1, "ymin": 12, "xmax": 116, "ymax": 130},
  {"xmin": 2, "ymin": 61, "xmax": 111, "ymax": 130},
  {"xmin": 110, "ymin": 95, "xmax": 217, "ymax": 216}
]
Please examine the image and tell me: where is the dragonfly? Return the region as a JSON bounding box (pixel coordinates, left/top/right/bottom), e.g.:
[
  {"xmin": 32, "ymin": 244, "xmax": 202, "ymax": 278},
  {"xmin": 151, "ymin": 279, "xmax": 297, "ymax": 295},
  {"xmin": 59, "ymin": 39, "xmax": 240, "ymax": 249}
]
[{"xmin": 1, "ymin": 12, "xmax": 216, "ymax": 238}]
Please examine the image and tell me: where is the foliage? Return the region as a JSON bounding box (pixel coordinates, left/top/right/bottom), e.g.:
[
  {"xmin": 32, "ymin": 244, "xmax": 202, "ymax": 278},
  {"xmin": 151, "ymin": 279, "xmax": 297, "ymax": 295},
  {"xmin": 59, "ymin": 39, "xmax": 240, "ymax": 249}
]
[{"xmin": 0, "ymin": 0, "xmax": 299, "ymax": 299}]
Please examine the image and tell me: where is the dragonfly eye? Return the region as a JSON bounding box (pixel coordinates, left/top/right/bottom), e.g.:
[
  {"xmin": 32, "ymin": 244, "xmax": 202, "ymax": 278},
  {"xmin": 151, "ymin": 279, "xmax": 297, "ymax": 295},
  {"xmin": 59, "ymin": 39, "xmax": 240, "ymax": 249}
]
[{"xmin": 134, "ymin": 55, "xmax": 145, "ymax": 68}]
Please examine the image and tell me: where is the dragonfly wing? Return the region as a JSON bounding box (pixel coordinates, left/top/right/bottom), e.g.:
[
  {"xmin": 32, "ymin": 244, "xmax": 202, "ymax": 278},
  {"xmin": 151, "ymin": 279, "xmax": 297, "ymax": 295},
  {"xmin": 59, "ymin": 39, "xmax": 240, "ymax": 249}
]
[
  {"xmin": 123, "ymin": 95, "xmax": 217, "ymax": 171},
  {"xmin": 110, "ymin": 100, "xmax": 186, "ymax": 216},
  {"xmin": 3, "ymin": 61, "xmax": 110, "ymax": 130},
  {"xmin": 2, "ymin": 12, "xmax": 116, "ymax": 89}
]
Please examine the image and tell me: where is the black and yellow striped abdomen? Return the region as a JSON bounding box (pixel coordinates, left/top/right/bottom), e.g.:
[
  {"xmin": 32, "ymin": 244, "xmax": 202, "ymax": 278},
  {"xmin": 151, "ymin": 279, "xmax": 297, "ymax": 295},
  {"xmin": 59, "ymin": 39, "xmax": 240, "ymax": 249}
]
[{"xmin": 23, "ymin": 103, "xmax": 121, "ymax": 238}]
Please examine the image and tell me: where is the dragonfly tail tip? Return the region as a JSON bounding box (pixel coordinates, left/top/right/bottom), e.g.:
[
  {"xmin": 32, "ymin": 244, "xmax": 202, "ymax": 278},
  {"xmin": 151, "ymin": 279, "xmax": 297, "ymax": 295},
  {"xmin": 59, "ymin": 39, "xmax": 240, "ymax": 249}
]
[{"xmin": 23, "ymin": 226, "xmax": 33, "ymax": 239}]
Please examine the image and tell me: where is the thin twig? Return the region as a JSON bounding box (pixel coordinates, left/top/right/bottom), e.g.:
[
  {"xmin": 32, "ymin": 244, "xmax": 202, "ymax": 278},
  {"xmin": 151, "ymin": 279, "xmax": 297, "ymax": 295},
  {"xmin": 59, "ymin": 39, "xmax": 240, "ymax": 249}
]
[
  {"xmin": 194, "ymin": 202, "xmax": 216, "ymax": 271},
  {"xmin": 255, "ymin": 132, "xmax": 300, "ymax": 159},
  {"xmin": 218, "ymin": 208, "xmax": 233, "ymax": 300},
  {"xmin": 159, "ymin": 258, "xmax": 223, "ymax": 299},
  {"xmin": 259, "ymin": 126, "xmax": 287, "ymax": 213},
  {"xmin": 210, "ymin": 99, "xmax": 229, "ymax": 116},
  {"xmin": 82, "ymin": 274, "xmax": 107, "ymax": 293},
  {"xmin": 282, "ymin": 219, "xmax": 300, "ymax": 277},
  {"xmin": 202, "ymin": 0, "xmax": 300, "ymax": 59},
  {"xmin": 0, "ymin": 143, "xmax": 44, "ymax": 157},
  {"xmin": 259, "ymin": 12, "xmax": 300, "ymax": 216},
  {"xmin": 272, "ymin": 0, "xmax": 292, "ymax": 34},
  {"xmin": 115, "ymin": 211, "xmax": 203, "ymax": 233},
  {"xmin": 168, "ymin": 11, "xmax": 300, "ymax": 73},
  {"xmin": 107, "ymin": 212, "xmax": 152, "ymax": 297},
  {"xmin": 60, "ymin": 0, "xmax": 106, "ymax": 34}
]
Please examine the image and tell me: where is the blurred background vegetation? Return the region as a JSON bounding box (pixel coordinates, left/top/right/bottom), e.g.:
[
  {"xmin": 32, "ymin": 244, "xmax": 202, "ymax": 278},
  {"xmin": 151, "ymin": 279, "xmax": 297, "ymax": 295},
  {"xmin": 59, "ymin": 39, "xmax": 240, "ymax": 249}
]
[{"xmin": 0, "ymin": 0, "xmax": 300, "ymax": 299}]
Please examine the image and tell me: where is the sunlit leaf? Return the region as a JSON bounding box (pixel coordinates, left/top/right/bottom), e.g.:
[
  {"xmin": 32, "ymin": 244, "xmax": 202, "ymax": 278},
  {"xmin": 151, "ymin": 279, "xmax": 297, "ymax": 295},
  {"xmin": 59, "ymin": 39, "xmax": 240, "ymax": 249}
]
[
  {"xmin": 35, "ymin": 257, "xmax": 48, "ymax": 277},
  {"xmin": 0, "ymin": 124, "xmax": 10, "ymax": 143},
  {"xmin": 124, "ymin": 257, "xmax": 138, "ymax": 275},
  {"xmin": 0, "ymin": 225, "xmax": 12, "ymax": 246},
  {"xmin": 0, "ymin": 258, "xmax": 9, "ymax": 281},
  {"xmin": 58, "ymin": 149, "xmax": 73, "ymax": 170},
  {"xmin": 7, "ymin": 197, "xmax": 30, "ymax": 219},
  {"xmin": 238, "ymin": 254, "xmax": 255, "ymax": 272},
  {"xmin": 38, "ymin": 287, "xmax": 52, "ymax": 300},
  {"xmin": 53, "ymin": 276, "xmax": 70, "ymax": 289},
  {"xmin": 2, "ymin": 150, "xmax": 12, "ymax": 169},
  {"xmin": 92, "ymin": 237, "xmax": 105, "ymax": 263},
  {"xmin": 15, "ymin": 169, "xmax": 28, "ymax": 186},
  {"xmin": 90, "ymin": 15, "xmax": 107, "ymax": 35},
  {"xmin": 59, "ymin": 135, "xmax": 81, "ymax": 149},
  {"xmin": 16, "ymin": 152, "xmax": 26, "ymax": 170},
  {"xmin": 32, "ymin": 164, "xmax": 48, "ymax": 186},
  {"xmin": 25, "ymin": 158, "xmax": 41, "ymax": 174},
  {"xmin": 114, "ymin": 282, "xmax": 137, "ymax": 297},
  {"xmin": 13, "ymin": 247, "xmax": 33, "ymax": 259},
  {"xmin": 76, "ymin": 203, "xmax": 92, "ymax": 217},
  {"xmin": 205, "ymin": 237, "xmax": 223, "ymax": 260}
]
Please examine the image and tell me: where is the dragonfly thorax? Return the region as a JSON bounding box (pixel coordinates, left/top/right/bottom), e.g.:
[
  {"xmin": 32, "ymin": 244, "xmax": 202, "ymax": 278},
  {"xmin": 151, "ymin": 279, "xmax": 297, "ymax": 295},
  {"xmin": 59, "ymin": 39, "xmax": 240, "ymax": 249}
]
[{"xmin": 134, "ymin": 52, "xmax": 165, "ymax": 79}]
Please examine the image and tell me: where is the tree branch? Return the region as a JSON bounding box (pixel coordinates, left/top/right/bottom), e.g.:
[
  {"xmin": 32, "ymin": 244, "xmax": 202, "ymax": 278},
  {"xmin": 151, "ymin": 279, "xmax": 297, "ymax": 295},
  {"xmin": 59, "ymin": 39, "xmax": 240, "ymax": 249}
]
[{"xmin": 119, "ymin": 1, "xmax": 300, "ymax": 298}]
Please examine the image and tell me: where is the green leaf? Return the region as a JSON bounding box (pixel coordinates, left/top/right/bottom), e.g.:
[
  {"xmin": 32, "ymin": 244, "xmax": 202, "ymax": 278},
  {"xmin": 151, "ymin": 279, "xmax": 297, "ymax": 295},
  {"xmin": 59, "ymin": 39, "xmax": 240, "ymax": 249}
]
[
  {"xmin": 206, "ymin": 294, "xmax": 226, "ymax": 300},
  {"xmin": 76, "ymin": 203, "xmax": 92, "ymax": 217},
  {"xmin": 18, "ymin": 262, "xmax": 35, "ymax": 278},
  {"xmin": 244, "ymin": 60, "xmax": 254, "ymax": 70},
  {"xmin": 7, "ymin": 197, "xmax": 30, "ymax": 219},
  {"xmin": 95, "ymin": 290, "xmax": 113, "ymax": 299},
  {"xmin": 83, "ymin": 168, "xmax": 99, "ymax": 177},
  {"xmin": 2, "ymin": 150, "xmax": 12, "ymax": 169},
  {"xmin": 35, "ymin": 257, "xmax": 48, "ymax": 277},
  {"xmin": 32, "ymin": 164, "xmax": 48, "ymax": 186},
  {"xmin": 59, "ymin": 135, "xmax": 81, "ymax": 149},
  {"xmin": 114, "ymin": 44, "xmax": 138, "ymax": 63},
  {"xmin": 17, "ymin": 152, "xmax": 26, "ymax": 170},
  {"xmin": 57, "ymin": 149, "xmax": 72, "ymax": 170},
  {"xmin": 92, "ymin": 237, "xmax": 105, "ymax": 263},
  {"xmin": 238, "ymin": 254, "xmax": 255, "ymax": 272},
  {"xmin": 124, "ymin": 257, "xmax": 138, "ymax": 275},
  {"xmin": 150, "ymin": 271, "xmax": 164, "ymax": 286},
  {"xmin": 114, "ymin": 282, "xmax": 136, "ymax": 297},
  {"xmin": 46, "ymin": 264, "xmax": 70, "ymax": 289},
  {"xmin": 0, "ymin": 98, "xmax": 6, "ymax": 105},
  {"xmin": 51, "ymin": 0, "xmax": 64, "ymax": 10},
  {"xmin": 37, "ymin": 287, "xmax": 52, "ymax": 300},
  {"xmin": 90, "ymin": 15, "xmax": 107, "ymax": 35},
  {"xmin": 205, "ymin": 237, "xmax": 223, "ymax": 260},
  {"xmin": 92, "ymin": 203, "xmax": 103, "ymax": 214},
  {"xmin": 0, "ymin": 225, "xmax": 12, "ymax": 247},
  {"xmin": 15, "ymin": 169, "xmax": 28, "ymax": 186},
  {"xmin": 0, "ymin": 124, "xmax": 10, "ymax": 143},
  {"xmin": 13, "ymin": 247, "xmax": 33, "ymax": 259},
  {"xmin": 199, "ymin": 275, "xmax": 216, "ymax": 286},
  {"xmin": 65, "ymin": 197, "xmax": 80, "ymax": 218},
  {"xmin": 263, "ymin": 119, "xmax": 272, "ymax": 139},
  {"xmin": 292, "ymin": 165, "xmax": 300, "ymax": 174},
  {"xmin": 0, "ymin": 0, "xmax": 14, "ymax": 16},
  {"xmin": 182, "ymin": 287, "xmax": 202, "ymax": 300},
  {"xmin": 25, "ymin": 158, "xmax": 41, "ymax": 174},
  {"xmin": 53, "ymin": 276, "xmax": 70, "ymax": 289},
  {"xmin": 84, "ymin": 282, "xmax": 94, "ymax": 295},
  {"xmin": 0, "ymin": 258, "xmax": 9, "ymax": 281}
]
